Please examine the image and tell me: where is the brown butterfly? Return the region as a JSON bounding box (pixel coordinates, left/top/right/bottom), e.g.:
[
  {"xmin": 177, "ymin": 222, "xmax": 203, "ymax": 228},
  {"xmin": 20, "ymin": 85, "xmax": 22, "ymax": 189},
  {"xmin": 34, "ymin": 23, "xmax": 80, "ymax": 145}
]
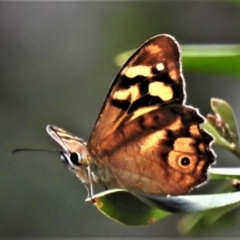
[{"xmin": 47, "ymin": 34, "xmax": 216, "ymax": 196}]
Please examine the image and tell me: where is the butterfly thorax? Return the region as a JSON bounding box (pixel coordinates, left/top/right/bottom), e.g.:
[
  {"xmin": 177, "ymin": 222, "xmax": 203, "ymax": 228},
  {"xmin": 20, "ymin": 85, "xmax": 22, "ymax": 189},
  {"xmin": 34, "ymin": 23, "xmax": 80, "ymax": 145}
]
[
  {"xmin": 87, "ymin": 157, "xmax": 121, "ymax": 187},
  {"xmin": 67, "ymin": 149, "xmax": 119, "ymax": 187}
]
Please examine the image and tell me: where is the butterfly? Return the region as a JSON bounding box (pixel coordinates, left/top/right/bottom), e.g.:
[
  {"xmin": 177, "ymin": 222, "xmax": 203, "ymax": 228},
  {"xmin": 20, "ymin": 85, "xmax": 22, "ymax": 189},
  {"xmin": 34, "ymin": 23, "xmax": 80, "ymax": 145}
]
[{"xmin": 47, "ymin": 34, "xmax": 216, "ymax": 196}]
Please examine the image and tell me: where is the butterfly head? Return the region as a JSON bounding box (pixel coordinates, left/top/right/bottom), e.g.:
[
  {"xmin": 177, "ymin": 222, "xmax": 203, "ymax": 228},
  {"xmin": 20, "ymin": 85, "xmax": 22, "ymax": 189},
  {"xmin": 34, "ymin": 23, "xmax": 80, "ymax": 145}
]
[
  {"xmin": 46, "ymin": 125, "xmax": 91, "ymax": 184},
  {"xmin": 61, "ymin": 152, "xmax": 83, "ymax": 169}
]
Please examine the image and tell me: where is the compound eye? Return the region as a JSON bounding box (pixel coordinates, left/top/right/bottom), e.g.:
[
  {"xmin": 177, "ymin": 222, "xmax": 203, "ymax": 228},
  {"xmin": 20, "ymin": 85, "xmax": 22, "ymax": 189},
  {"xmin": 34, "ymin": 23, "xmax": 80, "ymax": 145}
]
[
  {"xmin": 180, "ymin": 157, "xmax": 191, "ymax": 166},
  {"xmin": 70, "ymin": 152, "xmax": 81, "ymax": 166}
]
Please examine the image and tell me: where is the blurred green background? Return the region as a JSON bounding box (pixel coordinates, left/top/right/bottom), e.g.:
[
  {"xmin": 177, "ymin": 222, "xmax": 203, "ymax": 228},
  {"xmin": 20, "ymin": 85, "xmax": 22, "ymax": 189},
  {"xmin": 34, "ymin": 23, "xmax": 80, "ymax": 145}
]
[{"xmin": 1, "ymin": 1, "xmax": 240, "ymax": 238}]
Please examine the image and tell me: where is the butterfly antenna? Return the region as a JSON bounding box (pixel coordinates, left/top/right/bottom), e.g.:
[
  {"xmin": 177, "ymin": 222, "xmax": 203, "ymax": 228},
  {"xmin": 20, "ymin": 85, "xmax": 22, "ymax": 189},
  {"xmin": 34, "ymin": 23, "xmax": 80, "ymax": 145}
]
[{"xmin": 11, "ymin": 148, "xmax": 64, "ymax": 155}]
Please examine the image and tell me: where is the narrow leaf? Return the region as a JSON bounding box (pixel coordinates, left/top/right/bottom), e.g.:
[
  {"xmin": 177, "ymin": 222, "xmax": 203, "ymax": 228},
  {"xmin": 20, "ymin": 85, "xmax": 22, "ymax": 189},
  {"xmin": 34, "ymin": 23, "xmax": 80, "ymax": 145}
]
[
  {"xmin": 178, "ymin": 181, "xmax": 240, "ymax": 235},
  {"xmin": 86, "ymin": 188, "xmax": 240, "ymax": 226},
  {"xmin": 211, "ymin": 98, "xmax": 239, "ymax": 143},
  {"xmin": 86, "ymin": 189, "xmax": 171, "ymax": 226},
  {"xmin": 208, "ymin": 168, "xmax": 240, "ymax": 180},
  {"xmin": 178, "ymin": 201, "xmax": 240, "ymax": 235},
  {"xmin": 201, "ymin": 121, "xmax": 234, "ymax": 151},
  {"xmin": 136, "ymin": 191, "xmax": 240, "ymax": 213},
  {"xmin": 115, "ymin": 44, "xmax": 240, "ymax": 77}
]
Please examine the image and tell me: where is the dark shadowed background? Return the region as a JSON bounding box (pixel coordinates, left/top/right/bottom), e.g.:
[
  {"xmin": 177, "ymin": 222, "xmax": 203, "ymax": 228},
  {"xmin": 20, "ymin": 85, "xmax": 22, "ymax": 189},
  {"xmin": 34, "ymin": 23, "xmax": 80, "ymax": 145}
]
[{"xmin": 1, "ymin": 1, "xmax": 240, "ymax": 238}]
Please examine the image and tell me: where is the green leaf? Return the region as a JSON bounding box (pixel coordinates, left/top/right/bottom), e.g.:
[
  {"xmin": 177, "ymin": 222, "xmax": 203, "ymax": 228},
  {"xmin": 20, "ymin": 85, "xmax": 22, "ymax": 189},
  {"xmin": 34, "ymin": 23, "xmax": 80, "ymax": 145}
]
[
  {"xmin": 115, "ymin": 49, "xmax": 135, "ymax": 67},
  {"xmin": 115, "ymin": 44, "xmax": 240, "ymax": 77},
  {"xmin": 208, "ymin": 168, "xmax": 240, "ymax": 180},
  {"xmin": 210, "ymin": 98, "xmax": 239, "ymax": 143},
  {"xmin": 85, "ymin": 187, "xmax": 240, "ymax": 226},
  {"xmin": 136, "ymin": 191, "xmax": 240, "ymax": 213},
  {"xmin": 86, "ymin": 189, "xmax": 171, "ymax": 226},
  {"xmin": 178, "ymin": 201, "xmax": 240, "ymax": 235},
  {"xmin": 182, "ymin": 44, "xmax": 240, "ymax": 57},
  {"xmin": 182, "ymin": 45, "xmax": 240, "ymax": 76},
  {"xmin": 201, "ymin": 121, "xmax": 234, "ymax": 151},
  {"xmin": 177, "ymin": 181, "xmax": 240, "ymax": 235}
]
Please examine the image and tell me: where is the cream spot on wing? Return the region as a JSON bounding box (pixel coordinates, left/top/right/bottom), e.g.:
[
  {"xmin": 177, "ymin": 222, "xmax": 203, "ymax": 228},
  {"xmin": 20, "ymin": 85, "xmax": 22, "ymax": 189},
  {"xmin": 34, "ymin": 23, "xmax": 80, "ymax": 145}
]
[
  {"xmin": 146, "ymin": 44, "xmax": 161, "ymax": 54},
  {"xmin": 124, "ymin": 65, "xmax": 153, "ymax": 78},
  {"xmin": 113, "ymin": 88, "xmax": 130, "ymax": 100},
  {"xmin": 173, "ymin": 138, "xmax": 195, "ymax": 153},
  {"xmin": 131, "ymin": 85, "xmax": 140, "ymax": 101},
  {"xmin": 129, "ymin": 105, "xmax": 159, "ymax": 121},
  {"xmin": 140, "ymin": 130, "xmax": 166, "ymax": 152},
  {"xmin": 167, "ymin": 117, "xmax": 182, "ymax": 131},
  {"xmin": 148, "ymin": 82, "xmax": 173, "ymax": 101},
  {"xmin": 169, "ymin": 69, "xmax": 179, "ymax": 81},
  {"xmin": 189, "ymin": 125, "xmax": 201, "ymax": 136},
  {"xmin": 113, "ymin": 85, "xmax": 139, "ymax": 102},
  {"xmin": 198, "ymin": 143, "xmax": 205, "ymax": 152},
  {"xmin": 156, "ymin": 63, "xmax": 164, "ymax": 71},
  {"xmin": 148, "ymin": 82, "xmax": 163, "ymax": 96}
]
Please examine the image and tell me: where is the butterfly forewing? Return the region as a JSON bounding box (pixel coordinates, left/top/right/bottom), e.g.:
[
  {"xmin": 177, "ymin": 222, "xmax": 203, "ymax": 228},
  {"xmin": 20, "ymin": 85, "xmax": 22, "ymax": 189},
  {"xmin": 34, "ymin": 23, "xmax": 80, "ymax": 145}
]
[{"xmin": 88, "ymin": 35, "xmax": 186, "ymax": 156}]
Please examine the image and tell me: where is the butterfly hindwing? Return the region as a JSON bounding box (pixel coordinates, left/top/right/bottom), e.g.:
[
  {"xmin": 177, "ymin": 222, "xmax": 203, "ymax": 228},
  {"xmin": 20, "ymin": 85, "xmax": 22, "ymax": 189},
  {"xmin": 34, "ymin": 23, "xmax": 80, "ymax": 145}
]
[
  {"xmin": 96, "ymin": 105, "xmax": 215, "ymax": 194},
  {"xmin": 46, "ymin": 125, "xmax": 87, "ymax": 154}
]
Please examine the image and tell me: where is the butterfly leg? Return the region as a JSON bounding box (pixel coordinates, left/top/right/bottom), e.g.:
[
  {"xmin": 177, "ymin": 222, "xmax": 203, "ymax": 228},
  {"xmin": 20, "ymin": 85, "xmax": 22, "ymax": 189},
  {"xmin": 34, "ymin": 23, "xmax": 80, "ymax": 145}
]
[
  {"xmin": 86, "ymin": 165, "xmax": 94, "ymax": 200},
  {"xmin": 83, "ymin": 182, "xmax": 93, "ymax": 200}
]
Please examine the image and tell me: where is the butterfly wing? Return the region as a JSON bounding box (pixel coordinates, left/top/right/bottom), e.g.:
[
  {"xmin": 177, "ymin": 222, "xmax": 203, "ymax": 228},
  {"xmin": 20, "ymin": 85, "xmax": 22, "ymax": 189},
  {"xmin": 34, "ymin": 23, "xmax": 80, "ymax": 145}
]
[
  {"xmin": 46, "ymin": 125, "xmax": 87, "ymax": 153},
  {"xmin": 88, "ymin": 34, "xmax": 185, "ymax": 156},
  {"xmin": 86, "ymin": 34, "xmax": 215, "ymax": 194},
  {"xmin": 96, "ymin": 105, "xmax": 215, "ymax": 195}
]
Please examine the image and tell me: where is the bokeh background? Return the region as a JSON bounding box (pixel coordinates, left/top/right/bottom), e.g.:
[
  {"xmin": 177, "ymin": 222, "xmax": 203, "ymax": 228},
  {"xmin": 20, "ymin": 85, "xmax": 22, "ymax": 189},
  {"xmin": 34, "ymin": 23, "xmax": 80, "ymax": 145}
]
[{"xmin": 1, "ymin": 1, "xmax": 240, "ymax": 238}]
